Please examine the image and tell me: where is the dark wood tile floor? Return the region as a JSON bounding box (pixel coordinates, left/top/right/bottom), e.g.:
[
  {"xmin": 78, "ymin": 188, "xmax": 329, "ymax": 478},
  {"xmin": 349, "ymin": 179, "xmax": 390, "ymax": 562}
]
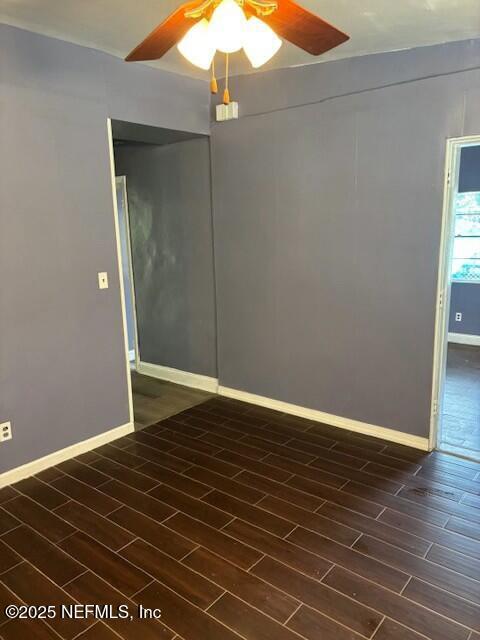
[
  {"xmin": 131, "ymin": 372, "xmax": 213, "ymax": 429},
  {"xmin": 440, "ymin": 344, "xmax": 480, "ymax": 461},
  {"xmin": 1, "ymin": 396, "xmax": 480, "ymax": 639}
]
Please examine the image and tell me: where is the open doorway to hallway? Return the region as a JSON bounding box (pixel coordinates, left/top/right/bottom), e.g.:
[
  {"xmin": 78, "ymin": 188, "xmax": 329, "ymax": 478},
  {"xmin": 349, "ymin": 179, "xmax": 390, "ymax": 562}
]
[
  {"xmin": 435, "ymin": 140, "xmax": 480, "ymax": 461},
  {"xmin": 111, "ymin": 120, "xmax": 218, "ymax": 430}
]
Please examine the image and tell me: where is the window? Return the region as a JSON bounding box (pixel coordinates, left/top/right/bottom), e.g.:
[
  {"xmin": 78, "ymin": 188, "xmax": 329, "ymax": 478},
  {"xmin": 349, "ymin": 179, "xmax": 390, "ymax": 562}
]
[{"xmin": 451, "ymin": 192, "xmax": 480, "ymax": 282}]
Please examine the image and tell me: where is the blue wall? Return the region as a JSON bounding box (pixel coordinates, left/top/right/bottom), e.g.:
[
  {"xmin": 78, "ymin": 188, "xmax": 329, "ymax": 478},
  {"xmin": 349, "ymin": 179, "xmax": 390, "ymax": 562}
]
[
  {"xmin": 212, "ymin": 37, "xmax": 480, "ymax": 439},
  {"xmin": 115, "ymin": 139, "xmax": 217, "ymax": 378},
  {"xmin": 459, "ymin": 146, "xmax": 480, "ymax": 193},
  {"xmin": 449, "ymin": 283, "xmax": 480, "ymax": 335}
]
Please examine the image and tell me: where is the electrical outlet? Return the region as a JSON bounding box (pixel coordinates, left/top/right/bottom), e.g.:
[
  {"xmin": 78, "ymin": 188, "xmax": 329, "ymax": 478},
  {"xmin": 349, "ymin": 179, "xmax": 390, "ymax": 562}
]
[
  {"xmin": 98, "ymin": 272, "xmax": 109, "ymax": 290},
  {"xmin": 455, "ymin": 312, "xmax": 463, "ymax": 322},
  {"xmin": 0, "ymin": 422, "xmax": 12, "ymax": 443}
]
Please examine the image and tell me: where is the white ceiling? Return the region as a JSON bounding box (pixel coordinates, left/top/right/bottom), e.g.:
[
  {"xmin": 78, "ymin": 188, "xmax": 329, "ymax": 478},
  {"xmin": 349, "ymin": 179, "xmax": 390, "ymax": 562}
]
[{"xmin": 1, "ymin": 0, "xmax": 479, "ymax": 79}]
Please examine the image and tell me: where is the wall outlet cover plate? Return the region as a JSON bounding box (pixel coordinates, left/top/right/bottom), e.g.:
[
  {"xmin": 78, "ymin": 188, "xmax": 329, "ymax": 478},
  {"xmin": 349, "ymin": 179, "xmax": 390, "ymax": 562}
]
[{"xmin": 0, "ymin": 422, "xmax": 12, "ymax": 443}]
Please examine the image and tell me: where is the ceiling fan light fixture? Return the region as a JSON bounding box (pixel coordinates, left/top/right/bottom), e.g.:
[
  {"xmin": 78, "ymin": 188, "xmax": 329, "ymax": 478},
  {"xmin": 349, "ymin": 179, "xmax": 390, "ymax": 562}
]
[
  {"xmin": 243, "ymin": 15, "xmax": 282, "ymax": 68},
  {"xmin": 208, "ymin": 0, "xmax": 247, "ymax": 54},
  {"xmin": 177, "ymin": 18, "xmax": 216, "ymax": 70}
]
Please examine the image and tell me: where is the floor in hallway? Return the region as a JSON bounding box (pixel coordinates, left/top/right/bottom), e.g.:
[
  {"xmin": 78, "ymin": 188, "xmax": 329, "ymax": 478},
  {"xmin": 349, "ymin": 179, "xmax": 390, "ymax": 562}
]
[
  {"xmin": 440, "ymin": 343, "xmax": 480, "ymax": 461},
  {"xmin": 131, "ymin": 370, "xmax": 213, "ymax": 429},
  {"xmin": 1, "ymin": 397, "xmax": 480, "ymax": 639}
]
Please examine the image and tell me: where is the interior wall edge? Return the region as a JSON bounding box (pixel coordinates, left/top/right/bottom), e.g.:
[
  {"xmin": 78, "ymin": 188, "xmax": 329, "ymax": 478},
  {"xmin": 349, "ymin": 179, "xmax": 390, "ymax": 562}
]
[{"xmin": 218, "ymin": 385, "xmax": 430, "ymax": 452}]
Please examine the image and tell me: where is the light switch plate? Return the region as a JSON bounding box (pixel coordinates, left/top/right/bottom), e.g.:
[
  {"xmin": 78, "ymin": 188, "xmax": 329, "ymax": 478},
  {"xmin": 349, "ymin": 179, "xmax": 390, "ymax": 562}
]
[
  {"xmin": 98, "ymin": 272, "xmax": 109, "ymax": 290},
  {"xmin": 0, "ymin": 422, "xmax": 12, "ymax": 443}
]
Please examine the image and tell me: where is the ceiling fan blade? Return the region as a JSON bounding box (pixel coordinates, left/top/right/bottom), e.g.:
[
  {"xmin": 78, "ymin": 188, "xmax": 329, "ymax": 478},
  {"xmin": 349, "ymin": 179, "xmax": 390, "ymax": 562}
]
[
  {"xmin": 260, "ymin": 0, "xmax": 349, "ymax": 56},
  {"xmin": 125, "ymin": 0, "xmax": 202, "ymax": 62}
]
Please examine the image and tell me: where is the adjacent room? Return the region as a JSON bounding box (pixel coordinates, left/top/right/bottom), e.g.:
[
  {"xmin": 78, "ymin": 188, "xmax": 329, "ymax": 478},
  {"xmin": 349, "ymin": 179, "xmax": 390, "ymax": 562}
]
[
  {"xmin": 1, "ymin": 2, "xmax": 480, "ymax": 639},
  {"xmin": 439, "ymin": 144, "xmax": 480, "ymax": 460}
]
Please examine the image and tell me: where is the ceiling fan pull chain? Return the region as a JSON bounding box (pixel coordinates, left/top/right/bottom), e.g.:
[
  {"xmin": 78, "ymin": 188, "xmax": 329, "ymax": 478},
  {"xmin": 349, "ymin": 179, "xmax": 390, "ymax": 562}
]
[
  {"xmin": 223, "ymin": 53, "xmax": 231, "ymax": 104},
  {"xmin": 211, "ymin": 56, "xmax": 218, "ymax": 94}
]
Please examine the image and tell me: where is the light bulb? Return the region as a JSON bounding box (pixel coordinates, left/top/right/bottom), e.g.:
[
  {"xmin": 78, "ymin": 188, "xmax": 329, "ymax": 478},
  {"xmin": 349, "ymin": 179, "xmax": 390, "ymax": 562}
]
[
  {"xmin": 178, "ymin": 19, "xmax": 216, "ymax": 70},
  {"xmin": 243, "ymin": 16, "xmax": 282, "ymax": 68},
  {"xmin": 208, "ymin": 0, "xmax": 247, "ymax": 54}
]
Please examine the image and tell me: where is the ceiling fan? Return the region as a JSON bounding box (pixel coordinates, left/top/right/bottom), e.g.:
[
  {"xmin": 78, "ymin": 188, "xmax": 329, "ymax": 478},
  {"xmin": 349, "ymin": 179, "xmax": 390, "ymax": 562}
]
[{"xmin": 126, "ymin": 0, "xmax": 349, "ymax": 104}]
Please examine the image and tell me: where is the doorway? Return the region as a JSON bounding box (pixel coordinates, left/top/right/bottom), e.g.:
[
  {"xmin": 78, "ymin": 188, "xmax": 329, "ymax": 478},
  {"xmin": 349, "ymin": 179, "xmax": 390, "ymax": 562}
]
[
  {"xmin": 431, "ymin": 136, "xmax": 480, "ymax": 461},
  {"xmin": 108, "ymin": 119, "xmax": 217, "ymax": 430}
]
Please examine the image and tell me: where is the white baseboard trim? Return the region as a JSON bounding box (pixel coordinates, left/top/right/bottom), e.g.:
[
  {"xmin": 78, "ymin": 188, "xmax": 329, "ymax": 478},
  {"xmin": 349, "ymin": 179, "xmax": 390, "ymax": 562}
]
[
  {"xmin": 137, "ymin": 361, "xmax": 218, "ymax": 393},
  {"xmin": 0, "ymin": 421, "xmax": 134, "ymax": 488},
  {"xmin": 448, "ymin": 332, "xmax": 480, "ymax": 346},
  {"xmin": 218, "ymin": 386, "xmax": 429, "ymax": 451}
]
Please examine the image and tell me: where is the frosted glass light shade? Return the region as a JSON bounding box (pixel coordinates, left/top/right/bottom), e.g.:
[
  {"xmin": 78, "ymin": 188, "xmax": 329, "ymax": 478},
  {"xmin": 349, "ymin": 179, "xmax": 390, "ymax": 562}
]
[
  {"xmin": 208, "ymin": 0, "xmax": 247, "ymax": 54},
  {"xmin": 178, "ymin": 19, "xmax": 216, "ymax": 70},
  {"xmin": 243, "ymin": 16, "xmax": 282, "ymax": 68}
]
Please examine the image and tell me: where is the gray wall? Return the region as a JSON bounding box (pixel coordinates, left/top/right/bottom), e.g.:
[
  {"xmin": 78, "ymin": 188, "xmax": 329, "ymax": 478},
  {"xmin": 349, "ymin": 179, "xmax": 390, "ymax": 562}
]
[
  {"xmin": 112, "ymin": 120, "xmax": 205, "ymax": 146},
  {"xmin": 0, "ymin": 24, "xmax": 209, "ymax": 474},
  {"xmin": 114, "ymin": 139, "xmax": 217, "ymax": 378},
  {"xmin": 211, "ymin": 38, "xmax": 480, "ymax": 438}
]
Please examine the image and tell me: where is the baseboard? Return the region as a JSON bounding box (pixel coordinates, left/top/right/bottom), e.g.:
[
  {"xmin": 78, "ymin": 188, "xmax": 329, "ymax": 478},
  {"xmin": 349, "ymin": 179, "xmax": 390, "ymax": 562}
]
[
  {"xmin": 218, "ymin": 386, "xmax": 430, "ymax": 451},
  {"xmin": 137, "ymin": 361, "xmax": 219, "ymax": 393},
  {"xmin": 448, "ymin": 332, "xmax": 480, "ymax": 346},
  {"xmin": 0, "ymin": 422, "xmax": 134, "ymax": 488}
]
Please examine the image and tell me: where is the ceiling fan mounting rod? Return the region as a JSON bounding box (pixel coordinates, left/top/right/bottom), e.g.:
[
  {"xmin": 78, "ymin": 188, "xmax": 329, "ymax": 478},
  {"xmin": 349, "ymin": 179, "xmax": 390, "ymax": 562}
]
[{"xmin": 185, "ymin": 0, "xmax": 278, "ymax": 20}]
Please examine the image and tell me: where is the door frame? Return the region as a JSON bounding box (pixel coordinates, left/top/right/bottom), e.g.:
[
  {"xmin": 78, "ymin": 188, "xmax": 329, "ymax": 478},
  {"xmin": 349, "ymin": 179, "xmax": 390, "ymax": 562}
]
[
  {"xmin": 429, "ymin": 134, "xmax": 480, "ymax": 451},
  {"xmin": 115, "ymin": 174, "xmax": 141, "ymax": 371},
  {"xmin": 106, "ymin": 119, "xmax": 134, "ymax": 425}
]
